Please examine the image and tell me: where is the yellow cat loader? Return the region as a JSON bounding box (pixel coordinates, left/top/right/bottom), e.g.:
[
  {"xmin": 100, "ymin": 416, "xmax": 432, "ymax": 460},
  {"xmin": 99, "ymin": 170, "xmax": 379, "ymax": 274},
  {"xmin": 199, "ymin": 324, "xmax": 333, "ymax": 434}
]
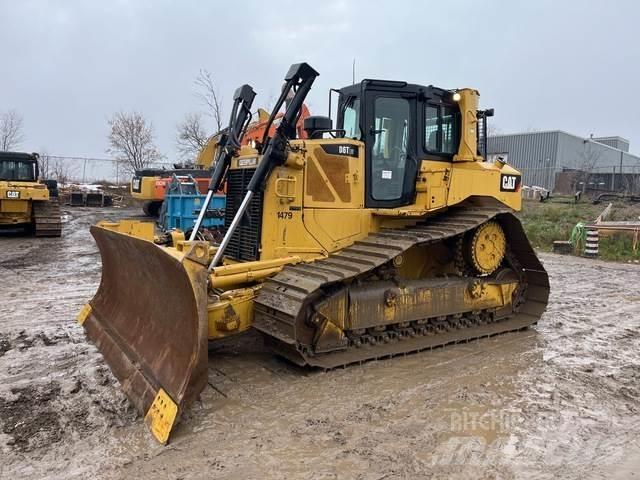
[
  {"xmin": 78, "ymin": 63, "xmax": 549, "ymax": 443},
  {"xmin": 0, "ymin": 151, "xmax": 62, "ymax": 236}
]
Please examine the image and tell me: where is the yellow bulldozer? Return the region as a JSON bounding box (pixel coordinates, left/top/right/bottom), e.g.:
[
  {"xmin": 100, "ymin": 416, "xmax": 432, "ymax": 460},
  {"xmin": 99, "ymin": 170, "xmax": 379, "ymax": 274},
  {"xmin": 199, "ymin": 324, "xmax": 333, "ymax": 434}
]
[
  {"xmin": 0, "ymin": 151, "xmax": 62, "ymax": 236},
  {"xmin": 78, "ymin": 63, "xmax": 549, "ymax": 443}
]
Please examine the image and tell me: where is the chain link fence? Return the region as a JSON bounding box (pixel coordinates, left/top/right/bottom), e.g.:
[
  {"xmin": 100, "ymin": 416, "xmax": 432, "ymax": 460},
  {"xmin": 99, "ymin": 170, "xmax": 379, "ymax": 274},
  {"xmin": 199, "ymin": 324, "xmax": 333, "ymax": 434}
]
[{"xmin": 38, "ymin": 155, "xmax": 175, "ymax": 185}]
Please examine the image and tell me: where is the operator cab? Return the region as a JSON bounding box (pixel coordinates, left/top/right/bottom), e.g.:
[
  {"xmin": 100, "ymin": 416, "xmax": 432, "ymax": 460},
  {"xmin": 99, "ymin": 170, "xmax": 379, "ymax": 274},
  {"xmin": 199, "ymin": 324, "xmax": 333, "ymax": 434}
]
[
  {"xmin": 0, "ymin": 151, "xmax": 39, "ymax": 182},
  {"xmin": 336, "ymin": 81, "xmax": 461, "ymax": 209}
]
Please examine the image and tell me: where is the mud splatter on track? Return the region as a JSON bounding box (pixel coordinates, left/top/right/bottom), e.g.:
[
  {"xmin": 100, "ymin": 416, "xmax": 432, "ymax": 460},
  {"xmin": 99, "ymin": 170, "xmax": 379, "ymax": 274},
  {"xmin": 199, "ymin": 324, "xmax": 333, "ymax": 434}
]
[{"xmin": 0, "ymin": 207, "xmax": 639, "ymax": 479}]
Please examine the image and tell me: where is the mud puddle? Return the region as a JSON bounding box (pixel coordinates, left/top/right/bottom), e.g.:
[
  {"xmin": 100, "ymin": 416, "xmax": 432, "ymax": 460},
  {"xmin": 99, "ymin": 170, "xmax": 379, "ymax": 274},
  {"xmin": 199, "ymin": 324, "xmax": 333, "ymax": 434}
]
[{"xmin": 1, "ymin": 207, "xmax": 639, "ymax": 479}]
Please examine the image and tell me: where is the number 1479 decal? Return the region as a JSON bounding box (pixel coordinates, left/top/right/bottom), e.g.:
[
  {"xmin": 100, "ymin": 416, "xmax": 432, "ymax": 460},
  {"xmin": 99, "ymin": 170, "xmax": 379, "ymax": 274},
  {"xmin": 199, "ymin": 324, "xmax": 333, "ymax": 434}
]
[{"xmin": 277, "ymin": 211, "xmax": 293, "ymax": 220}]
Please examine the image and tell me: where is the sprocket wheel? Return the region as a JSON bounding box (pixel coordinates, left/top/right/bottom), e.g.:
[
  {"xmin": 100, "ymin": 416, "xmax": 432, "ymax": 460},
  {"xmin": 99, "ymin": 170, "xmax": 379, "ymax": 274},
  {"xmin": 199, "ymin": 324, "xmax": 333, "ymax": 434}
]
[{"xmin": 463, "ymin": 221, "xmax": 506, "ymax": 275}]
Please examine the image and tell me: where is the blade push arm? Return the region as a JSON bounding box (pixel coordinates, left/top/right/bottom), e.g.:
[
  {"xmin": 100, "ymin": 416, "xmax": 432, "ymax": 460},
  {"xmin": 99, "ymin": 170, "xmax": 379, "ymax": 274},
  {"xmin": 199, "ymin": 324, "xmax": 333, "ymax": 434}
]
[
  {"xmin": 209, "ymin": 63, "xmax": 319, "ymax": 269},
  {"xmin": 189, "ymin": 84, "xmax": 256, "ymax": 240}
]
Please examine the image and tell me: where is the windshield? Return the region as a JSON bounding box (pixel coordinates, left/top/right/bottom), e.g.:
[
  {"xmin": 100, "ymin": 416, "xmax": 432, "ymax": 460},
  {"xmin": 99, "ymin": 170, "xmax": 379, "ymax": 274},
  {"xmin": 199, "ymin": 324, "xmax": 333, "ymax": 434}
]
[{"xmin": 0, "ymin": 160, "xmax": 37, "ymax": 181}]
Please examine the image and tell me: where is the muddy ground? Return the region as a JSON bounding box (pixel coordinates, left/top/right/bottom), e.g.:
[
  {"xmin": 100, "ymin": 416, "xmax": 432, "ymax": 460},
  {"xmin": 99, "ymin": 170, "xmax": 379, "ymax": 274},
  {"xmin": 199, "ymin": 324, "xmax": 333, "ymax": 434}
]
[{"xmin": 0, "ymin": 207, "xmax": 639, "ymax": 479}]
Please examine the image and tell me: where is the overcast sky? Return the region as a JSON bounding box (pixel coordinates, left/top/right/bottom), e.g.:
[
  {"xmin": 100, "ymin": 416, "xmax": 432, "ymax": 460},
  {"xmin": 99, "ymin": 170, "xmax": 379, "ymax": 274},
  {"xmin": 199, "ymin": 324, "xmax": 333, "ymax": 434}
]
[{"xmin": 1, "ymin": 0, "xmax": 639, "ymax": 161}]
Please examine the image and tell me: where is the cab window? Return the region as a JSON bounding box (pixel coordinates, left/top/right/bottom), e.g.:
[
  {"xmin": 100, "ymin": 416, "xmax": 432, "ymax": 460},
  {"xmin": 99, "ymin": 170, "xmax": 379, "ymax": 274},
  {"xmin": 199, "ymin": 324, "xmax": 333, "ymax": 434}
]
[
  {"xmin": 370, "ymin": 96, "xmax": 410, "ymax": 201},
  {"xmin": 0, "ymin": 160, "xmax": 36, "ymax": 181},
  {"xmin": 342, "ymin": 98, "xmax": 361, "ymax": 140},
  {"xmin": 425, "ymin": 106, "xmax": 438, "ymax": 150},
  {"xmin": 441, "ymin": 106, "xmax": 457, "ymax": 154},
  {"xmin": 424, "ymin": 104, "xmax": 460, "ymax": 156}
]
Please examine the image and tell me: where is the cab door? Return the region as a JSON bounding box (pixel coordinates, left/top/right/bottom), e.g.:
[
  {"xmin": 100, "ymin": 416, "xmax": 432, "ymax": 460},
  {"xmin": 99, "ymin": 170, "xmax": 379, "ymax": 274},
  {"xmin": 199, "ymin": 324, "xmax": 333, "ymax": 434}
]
[{"xmin": 364, "ymin": 91, "xmax": 417, "ymax": 208}]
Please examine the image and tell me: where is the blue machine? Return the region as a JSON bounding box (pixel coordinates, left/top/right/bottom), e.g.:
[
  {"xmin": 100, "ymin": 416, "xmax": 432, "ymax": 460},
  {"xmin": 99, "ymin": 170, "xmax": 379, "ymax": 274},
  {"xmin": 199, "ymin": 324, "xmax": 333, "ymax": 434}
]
[{"xmin": 158, "ymin": 175, "xmax": 226, "ymax": 233}]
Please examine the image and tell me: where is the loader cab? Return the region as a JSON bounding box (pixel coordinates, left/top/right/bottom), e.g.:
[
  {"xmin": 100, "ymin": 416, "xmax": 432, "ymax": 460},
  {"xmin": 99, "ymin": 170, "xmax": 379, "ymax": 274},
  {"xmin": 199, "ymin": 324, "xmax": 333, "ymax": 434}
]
[
  {"xmin": 0, "ymin": 152, "xmax": 39, "ymax": 182},
  {"xmin": 336, "ymin": 81, "xmax": 461, "ymax": 209}
]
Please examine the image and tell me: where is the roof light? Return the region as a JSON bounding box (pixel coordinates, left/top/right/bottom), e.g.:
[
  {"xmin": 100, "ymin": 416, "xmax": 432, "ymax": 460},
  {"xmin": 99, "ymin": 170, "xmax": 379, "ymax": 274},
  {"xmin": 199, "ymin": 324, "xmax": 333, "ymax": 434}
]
[{"xmin": 452, "ymin": 92, "xmax": 461, "ymax": 102}]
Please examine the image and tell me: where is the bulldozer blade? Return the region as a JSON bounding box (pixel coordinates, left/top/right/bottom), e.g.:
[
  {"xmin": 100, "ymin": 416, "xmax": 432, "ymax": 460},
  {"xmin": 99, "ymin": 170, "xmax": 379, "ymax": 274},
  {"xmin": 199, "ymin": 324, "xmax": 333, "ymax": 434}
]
[{"xmin": 80, "ymin": 225, "xmax": 210, "ymax": 444}]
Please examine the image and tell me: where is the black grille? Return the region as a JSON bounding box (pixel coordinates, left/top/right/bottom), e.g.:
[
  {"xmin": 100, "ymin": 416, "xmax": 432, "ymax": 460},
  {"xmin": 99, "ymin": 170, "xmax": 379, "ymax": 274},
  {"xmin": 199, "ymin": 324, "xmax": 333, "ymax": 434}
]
[{"xmin": 224, "ymin": 168, "xmax": 263, "ymax": 261}]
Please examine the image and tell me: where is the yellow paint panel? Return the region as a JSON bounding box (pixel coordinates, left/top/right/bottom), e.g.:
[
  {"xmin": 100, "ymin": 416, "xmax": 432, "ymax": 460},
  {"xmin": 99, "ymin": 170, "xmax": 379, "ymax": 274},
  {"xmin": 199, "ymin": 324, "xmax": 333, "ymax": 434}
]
[
  {"xmin": 131, "ymin": 176, "xmax": 161, "ymax": 201},
  {"xmin": 207, "ymin": 287, "xmax": 258, "ymax": 339},
  {"xmin": 261, "ymin": 166, "xmax": 328, "ymax": 261},
  {"xmin": 144, "ymin": 388, "xmax": 178, "ymax": 445},
  {"xmin": 0, "ymin": 181, "xmax": 49, "ymax": 201},
  {"xmin": 1, "ymin": 199, "xmax": 29, "ymax": 213},
  {"xmin": 303, "ymin": 139, "xmax": 364, "ymax": 209},
  {"xmin": 452, "ymin": 89, "xmax": 483, "ymax": 163},
  {"xmin": 304, "ymin": 209, "xmax": 365, "ymax": 253},
  {"xmin": 76, "ymin": 304, "xmax": 92, "ymax": 326},
  {"xmin": 448, "ymin": 161, "xmax": 522, "ymax": 211},
  {"xmin": 96, "ymin": 220, "xmax": 155, "ymax": 241}
]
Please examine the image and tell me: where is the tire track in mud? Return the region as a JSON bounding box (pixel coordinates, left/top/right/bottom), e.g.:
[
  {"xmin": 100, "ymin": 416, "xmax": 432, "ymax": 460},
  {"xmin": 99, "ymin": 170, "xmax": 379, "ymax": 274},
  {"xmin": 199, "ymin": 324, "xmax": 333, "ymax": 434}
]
[
  {"xmin": 0, "ymin": 207, "xmax": 142, "ymax": 466},
  {"xmin": 1, "ymin": 210, "xmax": 640, "ymax": 479}
]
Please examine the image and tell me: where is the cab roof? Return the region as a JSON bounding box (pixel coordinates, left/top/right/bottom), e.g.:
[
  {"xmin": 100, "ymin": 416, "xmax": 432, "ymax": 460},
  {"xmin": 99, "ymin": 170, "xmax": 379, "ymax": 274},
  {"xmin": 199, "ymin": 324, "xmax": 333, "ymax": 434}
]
[
  {"xmin": 0, "ymin": 151, "xmax": 39, "ymax": 162},
  {"xmin": 339, "ymin": 80, "xmax": 452, "ymax": 100}
]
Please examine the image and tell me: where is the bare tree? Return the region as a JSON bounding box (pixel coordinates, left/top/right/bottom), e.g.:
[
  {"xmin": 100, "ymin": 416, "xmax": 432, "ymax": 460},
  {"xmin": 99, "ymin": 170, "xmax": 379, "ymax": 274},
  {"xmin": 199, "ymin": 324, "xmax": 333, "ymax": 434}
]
[
  {"xmin": 573, "ymin": 141, "xmax": 601, "ymax": 193},
  {"xmin": 107, "ymin": 111, "xmax": 162, "ymax": 174},
  {"xmin": 50, "ymin": 157, "xmax": 76, "ymax": 185},
  {"xmin": 0, "ymin": 110, "xmax": 25, "ymax": 151},
  {"xmin": 195, "ymin": 69, "xmax": 223, "ymax": 132},
  {"xmin": 39, "ymin": 152, "xmax": 76, "ymax": 184},
  {"xmin": 39, "ymin": 152, "xmax": 51, "ymax": 179},
  {"xmin": 622, "ymin": 164, "xmax": 640, "ymax": 194},
  {"xmin": 176, "ymin": 112, "xmax": 209, "ymax": 160}
]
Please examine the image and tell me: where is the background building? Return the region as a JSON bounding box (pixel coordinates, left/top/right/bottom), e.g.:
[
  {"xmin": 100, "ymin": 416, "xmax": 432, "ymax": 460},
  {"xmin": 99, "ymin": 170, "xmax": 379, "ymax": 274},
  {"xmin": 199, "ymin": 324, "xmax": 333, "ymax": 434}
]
[{"xmin": 487, "ymin": 131, "xmax": 640, "ymax": 194}]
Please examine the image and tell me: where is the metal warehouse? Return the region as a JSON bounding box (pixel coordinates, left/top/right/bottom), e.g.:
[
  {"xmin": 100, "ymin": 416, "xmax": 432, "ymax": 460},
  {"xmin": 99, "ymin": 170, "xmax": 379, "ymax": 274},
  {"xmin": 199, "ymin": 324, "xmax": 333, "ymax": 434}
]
[{"xmin": 487, "ymin": 131, "xmax": 640, "ymax": 191}]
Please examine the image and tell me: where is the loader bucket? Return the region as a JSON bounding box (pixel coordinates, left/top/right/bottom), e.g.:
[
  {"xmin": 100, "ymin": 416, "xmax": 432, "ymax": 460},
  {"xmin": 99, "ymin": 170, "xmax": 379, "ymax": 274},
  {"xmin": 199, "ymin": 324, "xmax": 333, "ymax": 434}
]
[{"xmin": 80, "ymin": 225, "xmax": 210, "ymax": 443}]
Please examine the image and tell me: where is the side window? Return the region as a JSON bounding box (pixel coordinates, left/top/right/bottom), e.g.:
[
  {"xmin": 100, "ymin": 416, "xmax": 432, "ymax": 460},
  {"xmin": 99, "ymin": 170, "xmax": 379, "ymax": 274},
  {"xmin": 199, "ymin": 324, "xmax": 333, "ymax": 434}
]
[
  {"xmin": 342, "ymin": 98, "xmax": 361, "ymax": 140},
  {"xmin": 424, "ymin": 104, "xmax": 459, "ymax": 156},
  {"xmin": 425, "ymin": 106, "xmax": 438, "ymax": 151},
  {"xmin": 18, "ymin": 162, "xmax": 34, "ymax": 180},
  {"xmin": 0, "ymin": 161, "xmax": 16, "ymax": 180},
  {"xmin": 441, "ymin": 106, "xmax": 457, "ymax": 154},
  {"xmin": 370, "ymin": 96, "xmax": 410, "ymax": 201}
]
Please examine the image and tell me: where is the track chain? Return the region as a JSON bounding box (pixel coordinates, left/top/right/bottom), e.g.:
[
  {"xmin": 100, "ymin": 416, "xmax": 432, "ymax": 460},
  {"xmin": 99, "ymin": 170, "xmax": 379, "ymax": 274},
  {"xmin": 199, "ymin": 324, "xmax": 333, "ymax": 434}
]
[
  {"xmin": 33, "ymin": 198, "xmax": 62, "ymax": 237},
  {"xmin": 253, "ymin": 200, "xmax": 550, "ymax": 368}
]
